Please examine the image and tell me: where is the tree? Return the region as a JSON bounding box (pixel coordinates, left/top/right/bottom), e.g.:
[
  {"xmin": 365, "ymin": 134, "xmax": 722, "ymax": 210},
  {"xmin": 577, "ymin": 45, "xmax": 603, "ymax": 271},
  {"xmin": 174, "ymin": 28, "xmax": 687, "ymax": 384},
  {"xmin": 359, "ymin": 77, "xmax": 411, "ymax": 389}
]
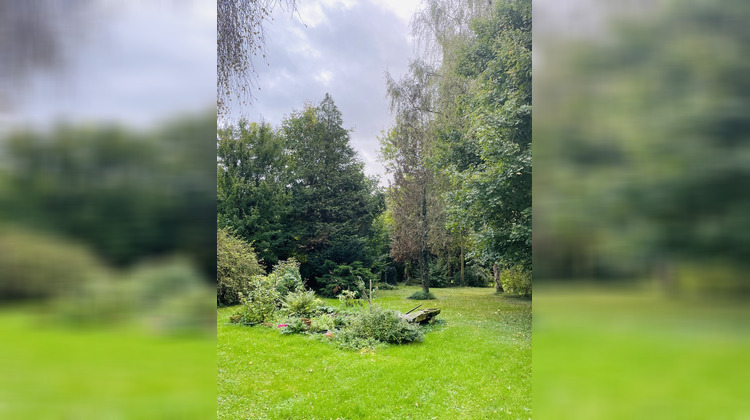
[
  {"xmin": 218, "ymin": 0, "xmax": 298, "ymax": 115},
  {"xmin": 382, "ymin": 60, "xmax": 440, "ymax": 294},
  {"xmin": 456, "ymin": 0, "xmax": 531, "ymax": 279},
  {"xmin": 282, "ymin": 94, "xmax": 379, "ymax": 283},
  {"xmin": 217, "ymin": 120, "xmax": 293, "ymax": 269},
  {"xmin": 0, "ymin": 112, "xmax": 218, "ymax": 277}
]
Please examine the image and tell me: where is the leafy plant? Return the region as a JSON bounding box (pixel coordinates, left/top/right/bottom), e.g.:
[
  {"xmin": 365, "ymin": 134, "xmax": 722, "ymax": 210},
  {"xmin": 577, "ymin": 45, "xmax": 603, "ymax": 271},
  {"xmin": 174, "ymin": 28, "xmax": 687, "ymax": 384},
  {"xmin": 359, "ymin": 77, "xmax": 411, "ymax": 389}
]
[
  {"xmin": 236, "ymin": 274, "xmax": 281, "ymax": 325},
  {"xmin": 337, "ymin": 290, "xmax": 362, "ymax": 308},
  {"xmin": 281, "ymin": 290, "xmax": 323, "ymax": 318},
  {"xmin": 217, "ymin": 228, "xmax": 264, "ymax": 306},
  {"xmin": 335, "ymin": 306, "xmax": 423, "ymax": 349},
  {"xmin": 501, "ymin": 266, "xmax": 532, "ymax": 297},
  {"xmin": 279, "ymin": 317, "xmax": 307, "ymax": 335},
  {"xmin": 269, "ymin": 258, "xmax": 304, "ymax": 297},
  {"xmin": 309, "ymin": 313, "xmax": 336, "ymax": 333}
]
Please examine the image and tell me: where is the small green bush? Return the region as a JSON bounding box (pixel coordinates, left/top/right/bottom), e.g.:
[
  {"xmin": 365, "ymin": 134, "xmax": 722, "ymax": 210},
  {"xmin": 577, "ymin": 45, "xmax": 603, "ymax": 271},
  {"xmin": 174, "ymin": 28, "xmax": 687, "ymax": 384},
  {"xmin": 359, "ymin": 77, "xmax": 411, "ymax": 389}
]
[
  {"xmin": 466, "ymin": 263, "xmax": 493, "ymax": 287},
  {"xmin": 337, "ymin": 289, "xmax": 362, "ymax": 308},
  {"xmin": 281, "ymin": 290, "xmax": 323, "ymax": 318},
  {"xmin": 279, "ymin": 317, "xmax": 307, "ymax": 334},
  {"xmin": 269, "ymin": 259, "xmax": 304, "ymax": 297},
  {"xmin": 217, "ymin": 228, "xmax": 264, "ymax": 306},
  {"xmin": 336, "ymin": 306, "xmax": 423, "ymax": 349},
  {"xmin": 236, "ymin": 275, "xmax": 280, "ymax": 325},
  {"xmin": 407, "ymin": 290, "xmax": 436, "ymax": 300},
  {"xmin": 501, "ymin": 266, "xmax": 532, "ymax": 297},
  {"xmin": 376, "ymin": 282, "xmax": 397, "ymax": 291},
  {"xmin": 0, "ymin": 228, "xmax": 105, "ymax": 302},
  {"xmin": 309, "ymin": 313, "xmax": 336, "ymax": 333}
]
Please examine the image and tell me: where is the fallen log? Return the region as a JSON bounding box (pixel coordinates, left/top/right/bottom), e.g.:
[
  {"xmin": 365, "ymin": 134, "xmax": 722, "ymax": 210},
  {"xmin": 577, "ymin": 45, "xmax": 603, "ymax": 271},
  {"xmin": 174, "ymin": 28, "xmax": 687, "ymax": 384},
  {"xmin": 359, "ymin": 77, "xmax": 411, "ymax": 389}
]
[{"xmin": 402, "ymin": 308, "xmax": 440, "ymax": 324}]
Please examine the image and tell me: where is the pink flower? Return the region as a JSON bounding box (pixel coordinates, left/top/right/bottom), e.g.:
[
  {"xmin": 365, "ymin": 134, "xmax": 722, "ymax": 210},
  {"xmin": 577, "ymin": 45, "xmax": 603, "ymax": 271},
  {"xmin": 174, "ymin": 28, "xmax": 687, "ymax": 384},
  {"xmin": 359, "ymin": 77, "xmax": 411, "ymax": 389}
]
[{"xmin": 277, "ymin": 324, "xmax": 288, "ymax": 328}]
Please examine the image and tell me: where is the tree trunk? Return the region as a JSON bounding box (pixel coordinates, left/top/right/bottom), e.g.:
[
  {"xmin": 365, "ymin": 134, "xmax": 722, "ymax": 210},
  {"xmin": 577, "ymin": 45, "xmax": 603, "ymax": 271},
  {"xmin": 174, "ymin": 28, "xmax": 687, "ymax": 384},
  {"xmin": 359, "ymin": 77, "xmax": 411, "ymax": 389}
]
[
  {"xmin": 420, "ymin": 184, "xmax": 430, "ymax": 293},
  {"xmin": 460, "ymin": 234, "xmax": 465, "ymax": 286},
  {"xmin": 493, "ymin": 262, "xmax": 503, "ymax": 293}
]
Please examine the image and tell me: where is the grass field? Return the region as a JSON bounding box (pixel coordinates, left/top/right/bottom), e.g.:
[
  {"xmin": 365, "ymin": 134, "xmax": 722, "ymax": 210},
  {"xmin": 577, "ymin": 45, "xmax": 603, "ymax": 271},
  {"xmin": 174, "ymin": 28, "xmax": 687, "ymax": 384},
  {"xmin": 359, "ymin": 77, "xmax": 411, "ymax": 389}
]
[
  {"xmin": 533, "ymin": 285, "xmax": 750, "ymax": 419},
  {"xmin": 217, "ymin": 286, "xmax": 532, "ymax": 419},
  {"xmin": 0, "ymin": 308, "xmax": 216, "ymax": 419}
]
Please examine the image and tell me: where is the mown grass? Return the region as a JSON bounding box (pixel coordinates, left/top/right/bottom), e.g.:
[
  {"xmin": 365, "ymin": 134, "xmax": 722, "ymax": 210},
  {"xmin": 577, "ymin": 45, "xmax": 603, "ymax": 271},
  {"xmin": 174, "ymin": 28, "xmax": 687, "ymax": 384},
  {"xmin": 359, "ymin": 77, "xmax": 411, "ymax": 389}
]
[
  {"xmin": 0, "ymin": 308, "xmax": 216, "ymax": 419},
  {"xmin": 533, "ymin": 284, "xmax": 750, "ymax": 419},
  {"xmin": 217, "ymin": 286, "xmax": 531, "ymax": 419}
]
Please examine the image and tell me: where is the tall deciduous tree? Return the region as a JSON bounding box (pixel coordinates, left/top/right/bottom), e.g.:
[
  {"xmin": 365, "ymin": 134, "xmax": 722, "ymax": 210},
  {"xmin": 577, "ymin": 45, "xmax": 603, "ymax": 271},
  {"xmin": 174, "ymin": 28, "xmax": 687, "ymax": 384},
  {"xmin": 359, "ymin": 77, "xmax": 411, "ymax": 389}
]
[
  {"xmin": 445, "ymin": 0, "xmax": 532, "ymax": 288},
  {"xmin": 382, "ymin": 60, "xmax": 440, "ymax": 294}
]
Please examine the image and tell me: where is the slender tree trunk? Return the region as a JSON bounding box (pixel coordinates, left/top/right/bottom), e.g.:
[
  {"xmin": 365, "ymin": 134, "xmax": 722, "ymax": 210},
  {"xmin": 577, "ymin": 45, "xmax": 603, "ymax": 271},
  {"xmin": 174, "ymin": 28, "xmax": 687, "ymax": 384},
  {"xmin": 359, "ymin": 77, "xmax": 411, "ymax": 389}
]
[
  {"xmin": 460, "ymin": 234, "xmax": 465, "ymax": 286},
  {"xmin": 493, "ymin": 262, "xmax": 503, "ymax": 293},
  {"xmin": 421, "ymin": 184, "xmax": 429, "ymax": 293}
]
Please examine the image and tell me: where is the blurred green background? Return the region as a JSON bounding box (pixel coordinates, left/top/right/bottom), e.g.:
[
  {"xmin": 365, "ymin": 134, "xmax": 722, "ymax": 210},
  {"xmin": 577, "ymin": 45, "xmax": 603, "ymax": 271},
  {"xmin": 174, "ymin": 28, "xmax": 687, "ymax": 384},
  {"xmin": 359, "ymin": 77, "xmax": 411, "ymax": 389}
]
[
  {"xmin": 0, "ymin": 1, "xmax": 216, "ymax": 418},
  {"xmin": 534, "ymin": 0, "xmax": 750, "ymax": 417}
]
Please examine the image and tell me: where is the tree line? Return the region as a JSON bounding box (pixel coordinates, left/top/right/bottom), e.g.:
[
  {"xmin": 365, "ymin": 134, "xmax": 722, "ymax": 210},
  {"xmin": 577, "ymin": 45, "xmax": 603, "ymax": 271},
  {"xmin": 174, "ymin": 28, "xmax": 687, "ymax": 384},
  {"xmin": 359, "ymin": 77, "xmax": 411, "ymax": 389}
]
[{"xmin": 219, "ymin": 0, "xmax": 532, "ymax": 299}]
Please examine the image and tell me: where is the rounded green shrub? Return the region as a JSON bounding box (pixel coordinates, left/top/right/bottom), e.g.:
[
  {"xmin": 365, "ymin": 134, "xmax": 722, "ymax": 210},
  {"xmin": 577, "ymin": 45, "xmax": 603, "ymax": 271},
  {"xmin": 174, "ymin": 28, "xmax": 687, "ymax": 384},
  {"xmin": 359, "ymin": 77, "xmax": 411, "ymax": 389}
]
[
  {"xmin": 217, "ymin": 228, "xmax": 264, "ymax": 306},
  {"xmin": 501, "ymin": 266, "xmax": 532, "ymax": 297},
  {"xmin": 336, "ymin": 306, "xmax": 423, "ymax": 349},
  {"xmin": 0, "ymin": 228, "xmax": 105, "ymax": 302}
]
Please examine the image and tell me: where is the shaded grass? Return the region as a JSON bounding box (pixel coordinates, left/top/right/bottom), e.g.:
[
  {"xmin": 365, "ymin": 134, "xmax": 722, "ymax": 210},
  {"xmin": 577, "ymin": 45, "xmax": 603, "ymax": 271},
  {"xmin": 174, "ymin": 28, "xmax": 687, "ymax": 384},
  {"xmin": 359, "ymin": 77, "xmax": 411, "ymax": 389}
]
[
  {"xmin": 218, "ymin": 286, "xmax": 531, "ymax": 419},
  {"xmin": 0, "ymin": 308, "xmax": 216, "ymax": 418},
  {"xmin": 533, "ymin": 285, "xmax": 750, "ymax": 419}
]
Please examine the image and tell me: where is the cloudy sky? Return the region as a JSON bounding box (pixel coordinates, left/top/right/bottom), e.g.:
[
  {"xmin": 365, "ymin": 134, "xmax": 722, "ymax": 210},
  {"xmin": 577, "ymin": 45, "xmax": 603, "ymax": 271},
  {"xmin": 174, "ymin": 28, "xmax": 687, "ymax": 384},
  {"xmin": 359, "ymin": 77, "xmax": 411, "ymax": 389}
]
[
  {"xmin": 4, "ymin": 0, "xmax": 421, "ymax": 182},
  {"xmin": 235, "ymin": 0, "xmax": 423, "ymax": 183},
  {"xmin": 6, "ymin": 1, "xmax": 215, "ymax": 129}
]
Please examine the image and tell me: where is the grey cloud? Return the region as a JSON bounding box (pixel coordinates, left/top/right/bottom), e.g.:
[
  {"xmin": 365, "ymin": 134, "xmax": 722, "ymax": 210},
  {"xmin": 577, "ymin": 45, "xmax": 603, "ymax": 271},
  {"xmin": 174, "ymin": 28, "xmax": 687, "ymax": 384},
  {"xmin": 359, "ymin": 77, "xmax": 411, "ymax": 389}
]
[{"xmin": 243, "ymin": 1, "xmax": 415, "ymax": 183}]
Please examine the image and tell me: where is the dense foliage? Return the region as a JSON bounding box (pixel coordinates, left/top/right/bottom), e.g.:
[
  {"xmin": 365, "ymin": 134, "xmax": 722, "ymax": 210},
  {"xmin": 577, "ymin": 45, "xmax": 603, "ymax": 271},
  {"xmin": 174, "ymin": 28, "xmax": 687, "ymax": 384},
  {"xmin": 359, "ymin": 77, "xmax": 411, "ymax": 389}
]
[
  {"xmin": 218, "ymin": 95, "xmax": 383, "ymax": 292},
  {"xmin": 217, "ymin": 228, "xmax": 264, "ymax": 306},
  {"xmin": 535, "ymin": 0, "xmax": 749, "ymax": 294},
  {"xmin": 380, "ymin": 0, "xmax": 531, "ymax": 294},
  {"xmin": 0, "ymin": 113, "xmax": 217, "ymax": 277}
]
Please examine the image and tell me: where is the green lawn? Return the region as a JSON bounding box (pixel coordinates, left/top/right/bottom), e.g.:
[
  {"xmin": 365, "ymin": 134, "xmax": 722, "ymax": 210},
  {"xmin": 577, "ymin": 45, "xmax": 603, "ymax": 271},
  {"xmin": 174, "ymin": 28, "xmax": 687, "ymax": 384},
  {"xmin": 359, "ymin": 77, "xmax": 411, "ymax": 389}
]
[
  {"xmin": 0, "ymin": 309, "xmax": 216, "ymax": 419},
  {"xmin": 217, "ymin": 286, "xmax": 532, "ymax": 419},
  {"xmin": 533, "ymin": 285, "xmax": 750, "ymax": 419}
]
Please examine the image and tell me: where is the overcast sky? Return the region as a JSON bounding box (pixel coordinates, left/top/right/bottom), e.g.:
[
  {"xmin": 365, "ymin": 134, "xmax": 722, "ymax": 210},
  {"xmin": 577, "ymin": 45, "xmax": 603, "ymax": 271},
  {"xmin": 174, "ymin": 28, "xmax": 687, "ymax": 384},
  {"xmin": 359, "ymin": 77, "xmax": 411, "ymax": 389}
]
[
  {"xmin": 5, "ymin": 1, "xmax": 215, "ymax": 130},
  {"xmin": 234, "ymin": 0, "xmax": 423, "ymax": 184},
  {"xmin": 4, "ymin": 0, "xmax": 421, "ymax": 183}
]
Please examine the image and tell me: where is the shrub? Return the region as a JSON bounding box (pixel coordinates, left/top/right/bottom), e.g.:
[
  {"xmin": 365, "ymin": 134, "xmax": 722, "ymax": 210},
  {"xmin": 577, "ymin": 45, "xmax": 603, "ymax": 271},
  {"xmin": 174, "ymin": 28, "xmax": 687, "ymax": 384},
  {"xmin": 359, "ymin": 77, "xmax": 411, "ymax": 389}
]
[
  {"xmin": 501, "ymin": 266, "xmax": 532, "ymax": 297},
  {"xmin": 309, "ymin": 313, "xmax": 336, "ymax": 333},
  {"xmin": 279, "ymin": 317, "xmax": 307, "ymax": 334},
  {"xmin": 336, "ymin": 306, "xmax": 423, "ymax": 349},
  {"xmin": 466, "ymin": 262, "xmax": 493, "ymax": 287},
  {"xmin": 316, "ymin": 260, "xmax": 374, "ymax": 298},
  {"xmin": 217, "ymin": 228, "xmax": 264, "ymax": 306},
  {"xmin": 407, "ymin": 290, "xmax": 436, "ymax": 300},
  {"xmin": 428, "ymin": 258, "xmax": 451, "ymax": 288},
  {"xmin": 337, "ymin": 289, "xmax": 362, "ymax": 308},
  {"xmin": 376, "ymin": 282, "xmax": 397, "ymax": 291},
  {"xmin": 269, "ymin": 259, "xmax": 304, "ymax": 297},
  {"xmin": 333, "ymin": 329, "xmax": 383, "ymax": 351},
  {"xmin": 0, "ymin": 228, "xmax": 105, "ymax": 302},
  {"xmin": 236, "ymin": 274, "xmax": 280, "ymax": 324},
  {"xmin": 281, "ymin": 290, "xmax": 323, "ymax": 318}
]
